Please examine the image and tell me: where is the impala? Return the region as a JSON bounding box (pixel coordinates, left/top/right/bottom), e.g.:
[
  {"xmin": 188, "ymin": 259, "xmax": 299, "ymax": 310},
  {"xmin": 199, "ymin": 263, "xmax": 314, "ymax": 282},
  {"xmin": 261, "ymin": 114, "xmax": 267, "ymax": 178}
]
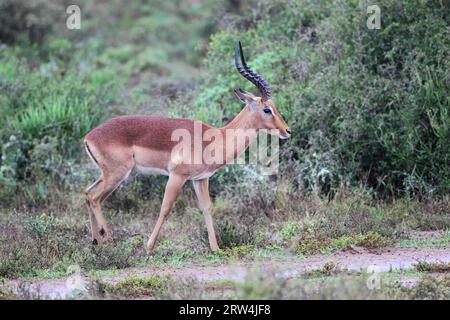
[{"xmin": 84, "ymin": 42, "xmax": 291, "ymax": 252}]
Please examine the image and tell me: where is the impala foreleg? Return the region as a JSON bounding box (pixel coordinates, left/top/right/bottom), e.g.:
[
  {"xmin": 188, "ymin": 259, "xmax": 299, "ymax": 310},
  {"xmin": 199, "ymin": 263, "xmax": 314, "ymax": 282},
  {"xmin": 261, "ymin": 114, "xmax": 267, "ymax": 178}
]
[
  {"xmin": 193, "ymin": 179, "xmax": 219, "ymax": 252},
  {"xmin": 147, "ymin": 173, "xmax": 187, "ymax": 253}
]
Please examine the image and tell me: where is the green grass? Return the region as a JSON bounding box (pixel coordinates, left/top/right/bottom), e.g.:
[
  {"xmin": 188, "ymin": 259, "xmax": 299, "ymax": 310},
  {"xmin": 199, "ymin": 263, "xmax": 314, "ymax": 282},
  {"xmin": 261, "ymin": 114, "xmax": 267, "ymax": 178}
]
[
  {"xmin": 303, "ymin": 261, "xmax": 340, "ymax": 278},
  {"xmin": 104, "ymin": 276, "xmax": 166, "ymax": 298},
  {"xmin": 297, "ymin": 231, "xmax": 392, "ymax": 255},
  {"xmin": 396, "ymin": 233, "xmax": 450, "ymax": 248},
  {"xmin": 208, "ymin": 245, "xmax": 254, "ymax": 261},
  {"xmin": 414, "ymin": 262, "xmax": 450, "ymax": 273}
]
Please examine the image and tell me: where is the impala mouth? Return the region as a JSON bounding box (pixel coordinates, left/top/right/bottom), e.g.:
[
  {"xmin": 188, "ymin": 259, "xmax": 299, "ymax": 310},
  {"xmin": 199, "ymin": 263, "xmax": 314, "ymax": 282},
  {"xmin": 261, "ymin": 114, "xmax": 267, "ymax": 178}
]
[
  {"xmin": 280, "ymin": 128, "xmax": 291, "ymax": 139},
  {"xmin": 280, "ymin": 133, "xmax": 291, "ymax": 140}
]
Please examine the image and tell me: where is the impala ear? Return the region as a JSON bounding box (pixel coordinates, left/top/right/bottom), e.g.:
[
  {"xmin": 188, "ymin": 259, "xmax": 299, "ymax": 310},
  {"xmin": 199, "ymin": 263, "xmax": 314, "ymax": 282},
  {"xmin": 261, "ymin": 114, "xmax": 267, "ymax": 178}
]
[{"xmin": 234, "ymin": 88, "xmax": 257, "ymax": 110}]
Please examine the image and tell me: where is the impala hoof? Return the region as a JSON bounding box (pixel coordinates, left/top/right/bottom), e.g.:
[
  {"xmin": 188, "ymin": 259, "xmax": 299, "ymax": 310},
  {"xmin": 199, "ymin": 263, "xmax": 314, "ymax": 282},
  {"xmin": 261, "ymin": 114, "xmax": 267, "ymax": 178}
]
[{"xmin": 146, "ymin": 239, "xmax": 156, "ymax": 253}]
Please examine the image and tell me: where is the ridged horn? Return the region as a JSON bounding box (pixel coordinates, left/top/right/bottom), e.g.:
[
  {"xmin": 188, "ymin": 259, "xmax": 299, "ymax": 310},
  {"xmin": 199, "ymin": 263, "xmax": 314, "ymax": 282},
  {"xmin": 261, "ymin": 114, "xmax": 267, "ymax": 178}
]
[{"xmin": 234, "ymin": 41, "xmax": 272, "ymax": 100}]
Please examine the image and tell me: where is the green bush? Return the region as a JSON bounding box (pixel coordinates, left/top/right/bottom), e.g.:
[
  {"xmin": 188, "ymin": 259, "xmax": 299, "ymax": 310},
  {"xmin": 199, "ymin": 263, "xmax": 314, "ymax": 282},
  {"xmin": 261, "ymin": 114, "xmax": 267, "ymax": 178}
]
[
  {"xmin": 0, "ymin": 48, "xmax": 109, "ymax": 205},
  {"xmin": 213, "ymin": 220, "xmax": 254, "ymax": 249},
  {"xmin": 0, "ymin": 0, "xmax": 63, "ymax": 46},
  {"xmin": 195, "ymin": 0, "xmax": 450, "ymax": 196},
  {"xmin": 408, "ymin": 276, "xmax": 450, "ymax": 300},
  {"xmin": 80, "ymin": 238, "xmax": 143, "ymax": 271},
  {"xmin": 0, "ymin": 52, "xmax": 104, "ymax": 153}
]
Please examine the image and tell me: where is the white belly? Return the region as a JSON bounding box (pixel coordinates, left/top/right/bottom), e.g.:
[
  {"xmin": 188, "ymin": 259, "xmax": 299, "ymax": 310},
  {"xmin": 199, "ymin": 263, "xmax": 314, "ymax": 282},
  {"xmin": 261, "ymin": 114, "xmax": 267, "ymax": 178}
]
[
  {"xmin": 190, "ymin": 170, "xmax": 215, "ymax": 180},
  {"xmin": 135, "ymin": 164, "xmax": 169, "ymax": 176}
]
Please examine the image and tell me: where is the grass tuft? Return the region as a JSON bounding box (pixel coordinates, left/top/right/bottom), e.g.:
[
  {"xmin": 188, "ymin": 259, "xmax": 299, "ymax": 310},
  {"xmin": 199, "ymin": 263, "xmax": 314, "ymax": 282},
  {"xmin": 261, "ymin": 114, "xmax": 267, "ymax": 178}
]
[
  {"xmin": 414, "ymin": 262, "xmax": 450, "ymax": 273},
  {"xmin": 104, "ymin": 276, "xmax": 166, "ymax": 298}
]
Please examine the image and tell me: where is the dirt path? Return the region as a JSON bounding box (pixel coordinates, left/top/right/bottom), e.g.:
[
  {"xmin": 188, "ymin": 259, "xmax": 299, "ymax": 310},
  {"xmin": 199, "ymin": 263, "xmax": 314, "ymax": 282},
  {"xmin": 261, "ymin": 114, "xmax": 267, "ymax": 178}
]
[{"xmin": 4, "ymin": 246, "xmax": 449, "ymax": 299}]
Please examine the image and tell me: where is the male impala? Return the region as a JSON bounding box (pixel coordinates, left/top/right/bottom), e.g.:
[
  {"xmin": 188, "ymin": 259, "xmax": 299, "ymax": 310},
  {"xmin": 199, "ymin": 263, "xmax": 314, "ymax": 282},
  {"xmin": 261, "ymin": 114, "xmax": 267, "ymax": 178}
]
[{"xmin": 84, "ymin": 42, "xmax": 291, "ymax": 252}]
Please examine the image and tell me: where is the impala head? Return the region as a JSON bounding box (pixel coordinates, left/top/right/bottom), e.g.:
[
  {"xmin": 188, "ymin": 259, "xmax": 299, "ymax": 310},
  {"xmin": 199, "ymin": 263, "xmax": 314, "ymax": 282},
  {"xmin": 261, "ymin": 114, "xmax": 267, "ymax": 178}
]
[{"xmin": 234, "ymin": 41, "xmax": 291, "ymax": 139}]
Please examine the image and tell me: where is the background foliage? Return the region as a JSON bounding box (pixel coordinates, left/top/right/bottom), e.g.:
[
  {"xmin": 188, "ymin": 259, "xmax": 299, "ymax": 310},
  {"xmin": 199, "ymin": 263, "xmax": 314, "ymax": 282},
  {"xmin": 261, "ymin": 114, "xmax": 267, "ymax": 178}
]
[
  {"xmin": 193, "ymin": 0, "xmax": 449, "ymax": 197},
  {"xmin": 1, "ymin": 0, "xmax": 448, "ymax": 205}
]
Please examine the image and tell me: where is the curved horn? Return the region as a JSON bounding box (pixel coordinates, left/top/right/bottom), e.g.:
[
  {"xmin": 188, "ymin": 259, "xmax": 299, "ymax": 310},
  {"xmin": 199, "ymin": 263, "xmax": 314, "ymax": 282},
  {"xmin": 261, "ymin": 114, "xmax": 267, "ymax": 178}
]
[{"xmin": 234, "ymin": 41, "xmax": 272, "ymax": 100}]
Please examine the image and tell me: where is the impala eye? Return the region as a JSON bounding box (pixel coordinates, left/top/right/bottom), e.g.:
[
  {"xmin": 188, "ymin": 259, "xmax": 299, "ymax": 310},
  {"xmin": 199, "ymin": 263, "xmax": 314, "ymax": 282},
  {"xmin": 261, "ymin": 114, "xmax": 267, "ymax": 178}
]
[{"xmin": 263, "ymin": 107, "xmax": 272, "ymax": 114}]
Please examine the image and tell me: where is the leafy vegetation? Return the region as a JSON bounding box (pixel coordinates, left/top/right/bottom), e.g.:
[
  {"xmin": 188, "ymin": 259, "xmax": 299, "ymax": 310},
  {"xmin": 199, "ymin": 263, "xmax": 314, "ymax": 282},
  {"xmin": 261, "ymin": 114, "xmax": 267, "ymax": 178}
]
[
  {"xmin": 415, "ymin": 262, "xmax": 450, "ymax": 273},
  {"xmin": 197, "ymin": 0, "xmax": 450, "ymax": 197},
  {"xmin": 103, "ymin": 276, "xmax": 166, "ymax": 298}
]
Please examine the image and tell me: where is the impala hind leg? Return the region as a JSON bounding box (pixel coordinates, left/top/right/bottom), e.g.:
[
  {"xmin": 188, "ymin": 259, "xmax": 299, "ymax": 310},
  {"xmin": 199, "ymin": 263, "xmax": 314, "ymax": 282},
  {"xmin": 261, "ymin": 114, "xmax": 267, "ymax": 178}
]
[
  {"xmin": 86, "ymin": 179, "xmax": 102, "ymax": 244},
  {"xmin": 147, "ymin": 173, "xmax": 187, "ymax": 253},
  {"xmin": 193, "ymin": 179, "xmax": 219, "ymax": 252},
  {"xmin": 86, "ymin": 167, "xmax": 131, "ymax": 243},
  {"xmin": 85, "ymin": 139, "xmax": 134, "ymax": 244}
]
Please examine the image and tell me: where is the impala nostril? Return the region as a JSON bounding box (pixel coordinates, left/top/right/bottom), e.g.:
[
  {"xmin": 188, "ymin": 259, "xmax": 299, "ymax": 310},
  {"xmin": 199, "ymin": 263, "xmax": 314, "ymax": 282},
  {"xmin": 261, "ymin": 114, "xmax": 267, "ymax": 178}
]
[{"xmin": 286, "ymin": 129, "xmax": 291, "ymax": 135}]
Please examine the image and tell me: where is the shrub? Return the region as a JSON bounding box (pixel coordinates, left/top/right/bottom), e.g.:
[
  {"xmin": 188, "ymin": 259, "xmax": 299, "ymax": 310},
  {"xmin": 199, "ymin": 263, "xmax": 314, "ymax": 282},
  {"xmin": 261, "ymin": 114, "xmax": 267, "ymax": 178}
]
[
  {"xmin": 0, "ymin": 0, "xmax": 63, "ymax": 46},
  {"xmin": 214, "ymin": 220, "xmax": 254, "ymax": 249},
  {"xmin": 195, "ymin": 0, "xmax": 450, "ymax": 196},
  {"xmin": 409, "ymin": 276, "xmax": 450, "ymax": 300},
  {"xmin": 0, "ymin": 54, "xmax": 104, "ymax": 155},
  {"xmin": 80, "ymin": 237, "xmax": 143, "ymax": 271},
  {"xmin": 0, "ymin": 48, "xmax": 110, "ymax": 206},
  {"xmin": 415, "ymin": 262, "xmax": 450, "ymax": 273}
]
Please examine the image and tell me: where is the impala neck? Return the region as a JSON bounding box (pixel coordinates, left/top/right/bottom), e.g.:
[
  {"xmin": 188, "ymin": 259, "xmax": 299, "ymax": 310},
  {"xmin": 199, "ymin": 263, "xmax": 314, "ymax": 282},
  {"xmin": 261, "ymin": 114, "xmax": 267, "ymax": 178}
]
[
  {"xmin": 222, "ymin": 105, "xmax": 255, "ymax": 131},
  {"xmin": 219, "ymin": 106, "xmax": 258, "ymax": 164}
]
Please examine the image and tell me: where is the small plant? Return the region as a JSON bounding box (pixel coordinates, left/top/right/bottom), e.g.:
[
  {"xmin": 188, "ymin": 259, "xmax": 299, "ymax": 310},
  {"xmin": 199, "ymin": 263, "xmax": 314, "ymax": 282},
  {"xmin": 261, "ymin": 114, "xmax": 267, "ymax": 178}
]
[
  {"xmin": 80, "ymin": 238, "xmax": 142, "ymax": 271},
  {"xmin": 321, "ymin": 261, "xmax": 337, "ymax": 276},
  {"xmin": 297, "ymin": 234, "xmax": 331, "ymax": 255},
  {"xmin": 104, "ymin": 276, "xmax": 166, "ymax": 298},
  {"xmin": 279, "ymin": 222, "xmax": 301, "ymax": 241},
  {"xmin": 213, "ymin": 220, "xmax": 254, "ymax": 249},
  {"xmin": 355, "ymin": 232, "xmax": 392, "ymax": 248},
  {"xmin": 214, "ymin": 245, "xmax": 253, "ymax": 260},
  {"xmin": 414, "ymin": 262, "xmax": 450, "ymax": 273},
  {"xmin": 408, "ymin": 276, "xmax": 450, "ymax": 300},
  {"xmin": 24, "ymin": 213, "xmax": 57, "ymax": 240},
  {"xmin": 304, "ymin": 261, "xmax": 339, "ymax": 278},
  {"xmin": 297, "ymin": 231, "xmax": 391, "ymax": 255}
]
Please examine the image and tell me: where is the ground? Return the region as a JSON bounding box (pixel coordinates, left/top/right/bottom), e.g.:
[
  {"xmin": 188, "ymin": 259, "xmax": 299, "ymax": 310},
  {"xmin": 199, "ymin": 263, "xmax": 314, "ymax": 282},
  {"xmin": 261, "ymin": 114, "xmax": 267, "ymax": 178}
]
[{"xmin": 2, "ymin": 231, "xmax": 449, "ymax": 299}]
